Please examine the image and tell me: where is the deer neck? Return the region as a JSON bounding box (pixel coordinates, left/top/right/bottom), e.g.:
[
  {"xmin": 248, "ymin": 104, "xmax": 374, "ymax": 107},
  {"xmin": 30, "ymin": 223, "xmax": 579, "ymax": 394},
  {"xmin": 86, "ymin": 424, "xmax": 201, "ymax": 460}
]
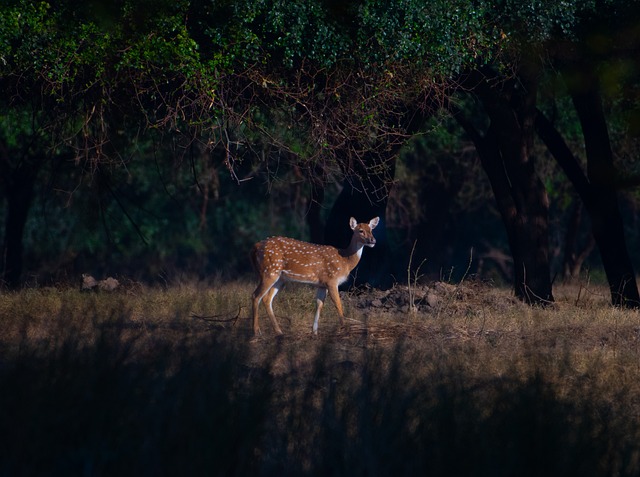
[{"xmin": 339, "ymin": 236, "xmax": 366, "ymax": 267}]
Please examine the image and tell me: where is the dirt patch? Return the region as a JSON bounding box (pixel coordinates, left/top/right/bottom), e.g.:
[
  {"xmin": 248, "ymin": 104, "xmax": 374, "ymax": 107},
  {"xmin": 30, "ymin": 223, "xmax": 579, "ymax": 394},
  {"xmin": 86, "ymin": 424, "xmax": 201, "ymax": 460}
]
[{"xmin": 346, "ymin": 279, "xmax": 521, "ymax": 315}]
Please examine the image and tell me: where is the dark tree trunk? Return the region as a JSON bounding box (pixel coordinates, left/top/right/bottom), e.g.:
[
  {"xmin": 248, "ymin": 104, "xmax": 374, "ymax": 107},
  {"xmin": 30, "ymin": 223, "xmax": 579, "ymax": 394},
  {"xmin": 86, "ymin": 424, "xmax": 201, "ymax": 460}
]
[
  {"xmin": 535, "ymin": 100, "xmax": 640, "ymax": 306},
  {"xmin": 474, "ymin": 123, "xmax": 553, "ymax": 304},
  {"xmin": 307, "ymin": 167, "xmax": 325, "ymax": 244},
  {"xmin": 572, "ymin": 90, "xmax": 639, "ymax": 306},
  {"xmin": 324, "ymin": 157, "xmax": 395, "ymax": 289},
  {"xmin": 1, "ymin": 162, "xmax": 39, "ymax": 289},
  {"xmin": 454, "ymin": 68, "xmax": 554, "ymax": 305},
  {"xmin": 561, "ymin": 201, "xmax": 595, "ymax": 279},
  {"xmin": 321, "ymin": 104, "xmax": 428, "ymax": 289}
]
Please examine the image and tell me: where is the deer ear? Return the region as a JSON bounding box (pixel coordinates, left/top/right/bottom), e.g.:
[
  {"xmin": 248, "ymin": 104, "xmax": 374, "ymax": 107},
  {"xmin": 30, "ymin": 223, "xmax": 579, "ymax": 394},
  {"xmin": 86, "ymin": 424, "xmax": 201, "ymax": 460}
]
[
  {"xmin": 369, "ymin": 217, "xmax": 380, "ymax": 229},
  {"xmin": 349, "ymin": 217, "xmax": 358, "ymax": 230}
]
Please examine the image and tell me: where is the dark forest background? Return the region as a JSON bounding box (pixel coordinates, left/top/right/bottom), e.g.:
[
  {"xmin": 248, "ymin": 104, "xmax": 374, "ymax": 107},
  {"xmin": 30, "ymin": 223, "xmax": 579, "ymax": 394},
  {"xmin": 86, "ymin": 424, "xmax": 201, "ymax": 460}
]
[
  {"xmin": 9, "ymin": 125, "xmax": 640, "ymax": 287},
  {"xmin": 2, "ymin": 0, "xmax": 640, "ymax": 305}
]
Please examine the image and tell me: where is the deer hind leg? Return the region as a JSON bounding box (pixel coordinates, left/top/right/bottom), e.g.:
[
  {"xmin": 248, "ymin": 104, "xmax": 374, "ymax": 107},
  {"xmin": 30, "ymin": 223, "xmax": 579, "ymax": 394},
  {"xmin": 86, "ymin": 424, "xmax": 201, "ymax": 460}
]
[
  {"xmin": 313, "ymin": 287, "xmax": 328, "ymax": 335},
  {"xmin": 327, "ymin": 284, "xmax": 346, "ymax": 326},
  {"xmin": 252, "ymin": 274, "xmax": 282, "ymax": 336}
]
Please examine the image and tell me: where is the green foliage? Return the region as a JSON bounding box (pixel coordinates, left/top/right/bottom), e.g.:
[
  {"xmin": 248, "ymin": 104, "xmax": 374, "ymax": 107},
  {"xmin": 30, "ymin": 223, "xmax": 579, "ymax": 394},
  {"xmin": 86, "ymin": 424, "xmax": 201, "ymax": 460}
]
[
  {"xmin": 356, "ymin": 0, "xmax": 498, "ymax": 74},
  {"xmin": 0, "ymin": 0, "xmax": 217, "ymax": 116},
  {"xmin": 202, "ymin": 0, "xmax": 350, "ymax": 69},
  {"xmin": 491, "ymin": 0, "xmax": 592, "ymax": 41},
  {"xmin": 0, "ymin": 108, "xmax": 41, "ymax": 152}
]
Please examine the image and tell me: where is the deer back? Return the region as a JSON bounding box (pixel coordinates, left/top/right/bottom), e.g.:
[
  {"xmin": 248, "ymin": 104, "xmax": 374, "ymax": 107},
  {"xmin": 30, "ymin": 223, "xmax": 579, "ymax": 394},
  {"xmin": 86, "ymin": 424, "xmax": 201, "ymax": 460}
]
[{"xmin": 252, "ymin": 237, "xmax": 358, "ymax": 286}]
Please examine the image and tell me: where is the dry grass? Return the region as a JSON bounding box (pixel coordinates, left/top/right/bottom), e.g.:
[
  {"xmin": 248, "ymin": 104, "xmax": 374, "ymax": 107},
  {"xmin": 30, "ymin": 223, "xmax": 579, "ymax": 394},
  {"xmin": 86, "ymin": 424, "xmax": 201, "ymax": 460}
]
[
  {"xmin": 2, "ymin": 279, "xmax": 640, "ymax": 396},
  {"xmin": 2, "ymin": 279, "xmax": 640, "ymax": 397},
  {"xmin": 239, "ymin": 279, "xmax": 640, "ymax": 381},
  {"xmin": 2, "ymin": 279, "xmax": 640, "ymax": 475}
]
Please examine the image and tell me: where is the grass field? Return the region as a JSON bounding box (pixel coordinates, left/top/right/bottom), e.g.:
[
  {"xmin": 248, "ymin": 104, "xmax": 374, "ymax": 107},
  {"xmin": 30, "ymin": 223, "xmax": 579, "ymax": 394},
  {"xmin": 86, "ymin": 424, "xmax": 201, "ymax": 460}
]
[{"xmin": 1, "ymin": 279, "xmax": 640, "ymax": 476}]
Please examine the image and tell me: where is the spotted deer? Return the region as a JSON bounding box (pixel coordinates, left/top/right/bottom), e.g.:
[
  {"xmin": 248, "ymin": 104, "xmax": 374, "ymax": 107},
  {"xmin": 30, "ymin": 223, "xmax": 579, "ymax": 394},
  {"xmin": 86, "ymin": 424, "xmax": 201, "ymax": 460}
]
[{"xmin": 250, "ymin": 217, "xmax": 379, "ymax": 336}]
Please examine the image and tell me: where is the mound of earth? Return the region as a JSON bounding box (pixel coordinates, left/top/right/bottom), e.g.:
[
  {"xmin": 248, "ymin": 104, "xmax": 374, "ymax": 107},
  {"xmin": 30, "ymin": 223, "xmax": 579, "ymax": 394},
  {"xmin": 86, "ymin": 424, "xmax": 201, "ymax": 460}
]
[{"xmin": 345, "ymin": 280, "xmax": 518, "ymax": 315}]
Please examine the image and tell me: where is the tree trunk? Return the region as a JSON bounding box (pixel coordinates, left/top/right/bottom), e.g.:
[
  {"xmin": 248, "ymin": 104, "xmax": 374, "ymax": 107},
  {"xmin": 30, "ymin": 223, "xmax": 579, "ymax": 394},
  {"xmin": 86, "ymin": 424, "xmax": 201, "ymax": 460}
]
[
  {"xmin": 535, "ymin": 98, "xmax": 640, "ymax": 306},
  {"xmin": 572, "ymin": 90, "xmax": 639, "ymax": 306},
  {"xmin": 324, "ymin": 156, "xmax": 395, "ymax": 289},
  {"xmin": 454, "ymin": 68, "xmax": 554, "ymax": 305},
  {"xmin": 476, "ymin": 123, "xmax": 553, "ymax": 304},
  {"xmin": 2, "ymin": 163, "xmax": 39, "ymax": 289},
  {"xmin": 561, "ymin": 201, "xmax": 595, "ymax": 280},
  {"xmin": 307, "ymin": 166, "xmax": 325, "ymax": 244}
]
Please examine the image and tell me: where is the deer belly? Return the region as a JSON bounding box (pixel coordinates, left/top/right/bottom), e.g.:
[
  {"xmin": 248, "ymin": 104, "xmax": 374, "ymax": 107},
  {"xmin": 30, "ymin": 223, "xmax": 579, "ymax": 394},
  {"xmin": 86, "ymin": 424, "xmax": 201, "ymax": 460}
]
[{"xmin": 281, "ymin": 268, "xmax": 321, "ymax": 285}]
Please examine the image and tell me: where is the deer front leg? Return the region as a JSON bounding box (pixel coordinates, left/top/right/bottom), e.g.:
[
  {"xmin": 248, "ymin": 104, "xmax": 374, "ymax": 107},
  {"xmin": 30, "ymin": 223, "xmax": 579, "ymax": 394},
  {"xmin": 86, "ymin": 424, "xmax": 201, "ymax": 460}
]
[
  {"xmin": 313, "ymin": 287, "xmax": 328, "ymax": 334},
  {"xmin": 327, "ymin": 284, "xmax": 346, "ymax": 327}
]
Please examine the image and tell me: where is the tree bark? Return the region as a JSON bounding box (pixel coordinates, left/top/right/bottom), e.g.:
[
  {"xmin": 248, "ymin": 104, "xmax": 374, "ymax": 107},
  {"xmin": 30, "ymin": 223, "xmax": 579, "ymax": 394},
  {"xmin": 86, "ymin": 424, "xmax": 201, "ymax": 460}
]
[
  {"xmin": 561, "ymin": 201, "xmax": 595, "ymax": 279},
  {"xmin": 572, "ymin": 90, "xmax": 639, "ymax": 306},
  {"xmin": 1, "ymin": 160, "xmax": 39, "ymax": 289},
  {"xmin": 454, "ymin": 68, "xmax": 554, "ymax": 305},
  {"xmin": 474, "ymin": 122, "xmax": 553, "ymax": 304}
]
